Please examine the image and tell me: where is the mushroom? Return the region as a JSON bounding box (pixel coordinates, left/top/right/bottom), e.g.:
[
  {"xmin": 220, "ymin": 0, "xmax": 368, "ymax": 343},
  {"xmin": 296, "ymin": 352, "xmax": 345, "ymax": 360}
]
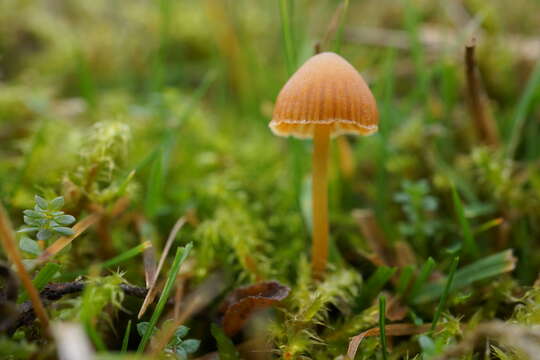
[{"xmin": 270, "ymin": 52, "xmax": 378, "ymax": 277}]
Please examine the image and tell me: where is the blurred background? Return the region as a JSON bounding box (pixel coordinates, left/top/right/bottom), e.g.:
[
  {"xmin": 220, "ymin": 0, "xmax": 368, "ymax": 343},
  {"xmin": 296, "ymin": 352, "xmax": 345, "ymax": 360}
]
[{"xmin": 1, "ymin": 0, "xmax": 540, "ymax": 357}]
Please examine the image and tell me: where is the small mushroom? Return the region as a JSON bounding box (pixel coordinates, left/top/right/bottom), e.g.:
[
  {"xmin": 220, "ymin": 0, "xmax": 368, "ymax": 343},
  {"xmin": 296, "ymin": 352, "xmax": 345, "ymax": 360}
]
[{"xmin": 270, "ymin": 52, "xmax": 378, "ymax": 277}]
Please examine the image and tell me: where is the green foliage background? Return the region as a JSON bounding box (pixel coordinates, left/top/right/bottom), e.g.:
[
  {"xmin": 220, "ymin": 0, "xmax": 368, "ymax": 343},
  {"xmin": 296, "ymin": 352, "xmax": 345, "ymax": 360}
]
[{"xmin": 1, "ymin": 0, "xmax": 540, "ymax": 359}]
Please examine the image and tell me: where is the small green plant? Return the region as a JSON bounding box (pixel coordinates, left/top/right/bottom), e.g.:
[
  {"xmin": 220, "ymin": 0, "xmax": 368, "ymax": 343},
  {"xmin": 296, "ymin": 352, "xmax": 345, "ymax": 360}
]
[
  {"xmin": 137, "ymin": 321, "xmax": 200, "ymax": 360},
  {"xmin": 394, "ymin": 180, "xmax": 440, "ymax": 255},
  {"xmin": 17, "ymin": 195, "xmax": 76, "ymax": 255}
]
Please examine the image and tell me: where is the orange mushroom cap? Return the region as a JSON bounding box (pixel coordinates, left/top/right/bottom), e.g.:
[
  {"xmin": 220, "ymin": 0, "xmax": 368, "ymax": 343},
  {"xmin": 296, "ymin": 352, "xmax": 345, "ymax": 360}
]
[{"xmin": 270, "ymin": 52, "xmax": 378, "ymax": 138}]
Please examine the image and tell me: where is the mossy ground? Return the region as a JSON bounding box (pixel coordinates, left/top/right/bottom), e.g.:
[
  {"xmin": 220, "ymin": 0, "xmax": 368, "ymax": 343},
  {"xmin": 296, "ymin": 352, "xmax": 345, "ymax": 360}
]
[{"xmin": 1, "ymin": 0, "xmax": 540, "ymax": 359}]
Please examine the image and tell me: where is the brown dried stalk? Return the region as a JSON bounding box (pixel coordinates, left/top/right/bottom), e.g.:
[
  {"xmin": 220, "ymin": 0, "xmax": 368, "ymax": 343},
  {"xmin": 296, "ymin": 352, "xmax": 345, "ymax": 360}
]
[
  {"xmin": 35, "ymin": 213, "xmax": 100, "ymax": 266},
  {"xmin": 347, "ymin": 323, "xmax": 434, "ymax": 359},
  {"xmin": 8, "ymin": 281, "xmax": 147, "ymax": 333},
  {"xmin": 138, "ymin": 216, "xmax": 187, "ymax": 318},
  {"xmin": 465, "ymin": 39, "xmax": 500, "ymax": 147},
  {"xmin": 353, "ymin": 209, "xmax": 395, "ymax": 267},
  {"xmin": 0, "ymin": 203, "xmax": 50, "ymax": 334}
]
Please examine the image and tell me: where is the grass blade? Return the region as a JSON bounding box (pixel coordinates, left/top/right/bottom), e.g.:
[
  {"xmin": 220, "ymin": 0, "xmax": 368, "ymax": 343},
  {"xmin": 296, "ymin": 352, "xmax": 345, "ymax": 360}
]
[
  {"xmin": 379, "ymin": 296, "xmax": 388, "ymax": 360},
  {"xmin": 121, "ymin": 320, "xmax": 132, "ymax": 353},
  {"xmin": 408, "ymin": 257, "xmax": 436, "ymax": 301},
  {"xmin": 413, "ymin": 250, "xmax": 516, "ymax": 304},
  {"xmin": 279, "ymin": 0, "xmax": 296, "ymax": 75},
  {"xmin": 333, "ymin": 0, "xmax": 350, "ymax": 53},
  {"xmin": 507, "ymin": 59, "xmax": 540, "ymax": 157},
  {"xmin": 211, "ymin": 323, "xmax": 240, "ymax": 360},
  {"xmin": 100, "ymin": 241, "xmax": 151, "ymax": 270},
  {"xmin": 137, "ymin": 242, "xmax": 193, "ymax": 353},
  {"xmin": 138, "ymin": 217, "xmax": 187, "ymax": 318},
  {"xmin": 431, "ymin": 256, "xmax": 459, "ymax": 332},
  {"xmin": 18, "ymin": 262, "xmax": 60, "ymax": 303},
  {"xmin": 451, "ymin": 183, "xmax": 478, "ymax": 257},
  {"xmin": 144, "ymin": 149, "xmax": 165, "ymax": 217},
  {"xmin": 57, "ymin": 241, "xmax": 151, "ymax": 280},
  {"xmin": 397, "ymin": 265, "xmax": 414, "ymax": 296},
  {"xmin": 357, "ymin": 266, "xmax": 396, "ymax": 309}
]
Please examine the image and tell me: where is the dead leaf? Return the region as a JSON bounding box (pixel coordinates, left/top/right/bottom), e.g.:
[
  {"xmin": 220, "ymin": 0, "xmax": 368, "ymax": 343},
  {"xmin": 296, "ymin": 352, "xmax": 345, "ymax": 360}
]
[
  {"xmin": 347, "ymin": 323, "xmax": 433, "ymax": 359},
  {"xmin": 220, "ymin": 281, "xmax": 290, "ymax": 336}
]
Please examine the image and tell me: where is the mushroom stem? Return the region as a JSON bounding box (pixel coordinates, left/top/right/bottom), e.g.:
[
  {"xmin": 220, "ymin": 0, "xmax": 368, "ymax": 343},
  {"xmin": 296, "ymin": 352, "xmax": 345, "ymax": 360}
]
[{"xmin": 312, "ymin": 125, "xmax": 330, "ymax": 278}]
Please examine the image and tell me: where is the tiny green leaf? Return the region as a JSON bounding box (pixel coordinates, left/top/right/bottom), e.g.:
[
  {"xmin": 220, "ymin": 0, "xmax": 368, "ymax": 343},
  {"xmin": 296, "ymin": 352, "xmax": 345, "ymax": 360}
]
[
  {"xmin": 175, "ymin": 346, "xmax": 188, "ymax": 360},
  {"xmin": 55, "ymin": 215, "xmax": 76, "ymax": 225},
  {"xmin": 49, "ymin": 196, "xmax": 65, "ymax": 210},
  {"xmin": 17, "ymin": 227, "xmax": 39, "ymax": 234},
  {"xmin": 175, "ymin": 325, "xmax": 189, "ymax": 340},
  {"xmin": 53, "ymin": 227, "xmax": 75, "ymax": 236},
  {"xmin": 24, "ymin": 216, "xmax": 43, "ymax": 226},
  {"xmin": 35, "ymin": 195, "xmax": 48, "ymax": 210},
  {"xmin": 136, "ymin": 322, "xmax": 155, "ymax": 337},
  {"xmin": 23, "ymin": 210, "xmax": 45, "ymax": 218},
  {"xmin": 182, "ymin": 339, "xmax": 200, "ymax": 354},
  {"xmin": 37, "ymin": 229, "xmax": 53, "ymax": 241},
  {"xmin": 19, "ymin": 237, "xmax": 41, "ymax": 256}
]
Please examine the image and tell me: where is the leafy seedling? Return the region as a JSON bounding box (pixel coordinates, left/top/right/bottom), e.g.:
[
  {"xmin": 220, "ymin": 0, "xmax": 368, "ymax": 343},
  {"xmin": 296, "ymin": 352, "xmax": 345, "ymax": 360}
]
[
  {"xmin": 137, "ymin": 321, "xmax": 200, "ymax": 360},
  {"xmin": 18, "ymin": 195, "xmax": 76, "ymax": 255}
]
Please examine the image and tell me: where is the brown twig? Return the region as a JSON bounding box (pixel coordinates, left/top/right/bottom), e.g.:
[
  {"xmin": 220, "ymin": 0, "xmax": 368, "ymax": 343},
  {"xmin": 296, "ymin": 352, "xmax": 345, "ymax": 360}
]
[
  {"xmin": 347, "ymin": 323, "xmax": 436, "ymax": 359},
  {"xmin": 353, "ymin": 209, "xmax": 395, "ymax": 267},
  {"xmin": 0, "ymin": 203, "xmax": 50, "ymax": 335},
  {"xmin": 319, "ymin": 1, "xmax": 346, "ymax": 52},
  {"xmin": 138, "ymin": 216, "xmax": 187, "ymax": 318},
  {"xmin": 35, "ymin": 213, "xmax": 100, "ymax": 266},
  {"xmin": 465, "ymin": 39, "xmax": 500, "ymax": 147},
  {"xmin": 8, "ymin": 281, "xmax": 147, "ymax": 333}
]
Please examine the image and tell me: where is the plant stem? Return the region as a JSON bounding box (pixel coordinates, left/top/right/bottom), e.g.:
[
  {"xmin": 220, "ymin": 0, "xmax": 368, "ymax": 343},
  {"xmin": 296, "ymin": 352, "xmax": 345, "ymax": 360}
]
[
  {"xmin": 431, "ymin": 256, "xmax": 459, "ymax": 332},
  {"xmin": 0, "ymin": 203, "xmax": 50, "ymax": 335},
  {"xmin": 379, "ymin": 295, "xmax": 388, "ymax": 360},
  {"xmin": 312, "ymin": 126, "xmax": 330, "ymax": 278},
  {"xmin": 279, "ymin": 0, "xmax": 296, "ymax": 76}
]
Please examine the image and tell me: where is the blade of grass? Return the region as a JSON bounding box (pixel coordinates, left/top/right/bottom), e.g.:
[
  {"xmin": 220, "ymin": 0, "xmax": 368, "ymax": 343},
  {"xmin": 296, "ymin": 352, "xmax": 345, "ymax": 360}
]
[
  {"xmin": 144, "ymin": 149, "xmax": 165, "ymax": 217},
  {"xmin": 333, "ymin": 0, "xmax": 350, "ymax": 53},
  {"xmin": 75, "ymin": 49, "xmax": 96, "ymax": 108},
  {"xmin": 347, "ymin": 323, "xmax": 433, "ymax": 359},
  {"xmin": 413, "ymin": 250, "xmax": 516, "ymax": 304},
  {"xmin": 85, "ymin": 323, "xmax": 106, "ymax": 352},
  {"xmin": 57, "ymin": 241, "xmax": 151, "ymax": 281},
  {"xmin": 431, "ymin": 256, "xmax": 459, "ymax": 332},
  {"xmin": 473, "ymin": 217, "xmax": 503, "ymax": 235},
  {"xmin": 279, "ymin": 0, "xmax": 296, "ymax": 75},
  {"xmin": 397, "ymin": 265, "xmax": 414, "ymax": 296},
  {"xmin": 356, "ymin": 266, "xmax": 396, "ymax": 309},
  {"xmin": 9, "ymin": 119, "xmax": 48, "ymax": 198},
  {"xmin": 278, "ymin": 0, "xmax": 306, "ymax": 212},
  {"xmin": 138, "ymin": 216, "xmax": 187, "ymax": 318},
  {"xmin": 0, "ymin": 203, "xmax": 50, "ymax": 334},
  {"xmin": 404, "ymin": 0, "xmax": 430, "ymax": 103},
  {"xmin": 379, "ymin": 296, "xmax": 388, "ymax": 360},
  {"xmin": 408, "ymin": 257, "xmax": 436, "ymax": 301},
  {"xmin": 507, "ymin": 59, "xmax": 540, "ymax": 158},
  {"xmin": 143, "ymin": 70, "xmax": 216, "ymax": 218},
  {"xmin": 100, "ymin": 241, "xmax": 151, "ymax": 269},
  {"xmin": 451, "ymin": 183, "xmax": 478, "ymax": 257},
  {"xmin": 137, "ymin": 242, "xmax": 192, "ymax": 353},
  {"xmin": 211, "ymin": 323, "xmax": 240, "ymax": 360},
  {"xmin": 18, "ymin": 262, "xmax": 60, "ymax": 303},
  {"xmin": 121, "ymin": 320, "xmax": 132, "ymax": 353}
]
